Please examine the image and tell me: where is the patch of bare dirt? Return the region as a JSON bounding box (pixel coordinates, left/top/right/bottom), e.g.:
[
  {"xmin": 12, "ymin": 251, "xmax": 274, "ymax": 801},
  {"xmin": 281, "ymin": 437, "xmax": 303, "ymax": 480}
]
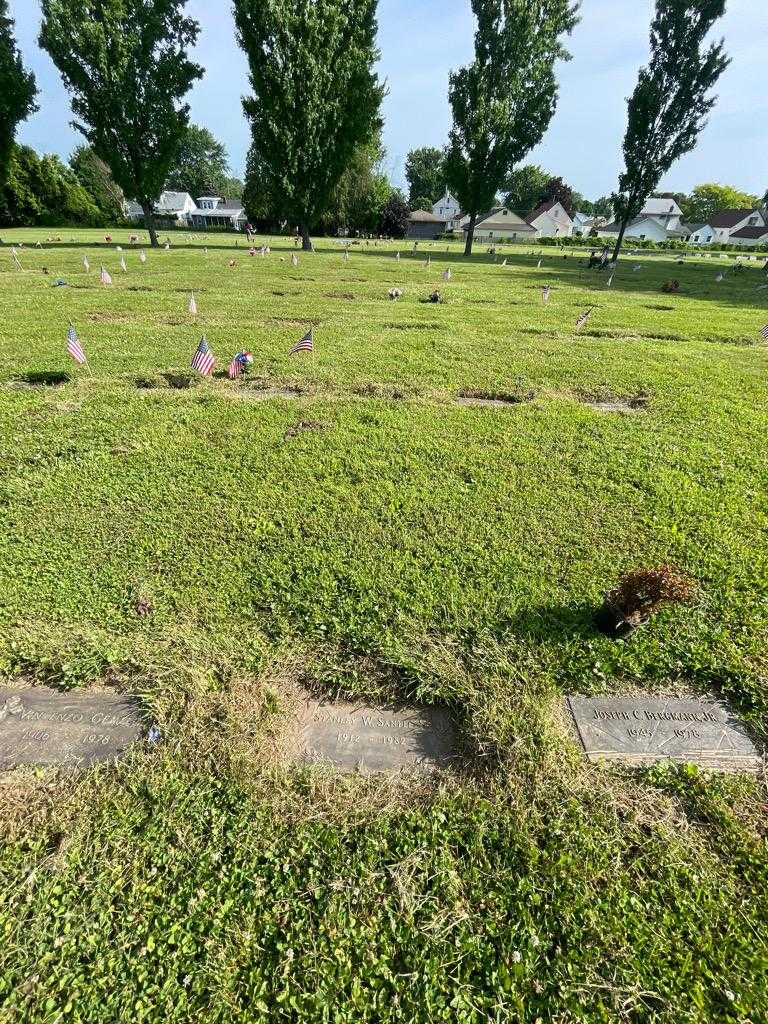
[{"xmin": 456, "ymin": 388, "xmax": 535, "ymax": 408}]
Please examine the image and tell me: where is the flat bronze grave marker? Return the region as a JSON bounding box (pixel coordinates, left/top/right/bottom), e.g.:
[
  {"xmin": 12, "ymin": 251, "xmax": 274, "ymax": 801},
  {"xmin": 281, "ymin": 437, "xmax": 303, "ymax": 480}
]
[
  {"xmin": 0, "ymin": 686, "xmax": 145, "ymax": 771},
  {"xmin": 568, "ymin": 695, "xmax": 761, "ymax": 771},
  {"xmin": 292, "ymin": 699, "xmax": 457, "ymax": 772}
]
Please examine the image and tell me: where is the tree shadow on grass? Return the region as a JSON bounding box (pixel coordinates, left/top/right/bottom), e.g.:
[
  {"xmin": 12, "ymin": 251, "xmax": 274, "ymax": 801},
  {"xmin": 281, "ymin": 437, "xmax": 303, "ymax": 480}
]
[{"xmin": 501, "ymin": 600, "xmax": 600, "ymax": 644}]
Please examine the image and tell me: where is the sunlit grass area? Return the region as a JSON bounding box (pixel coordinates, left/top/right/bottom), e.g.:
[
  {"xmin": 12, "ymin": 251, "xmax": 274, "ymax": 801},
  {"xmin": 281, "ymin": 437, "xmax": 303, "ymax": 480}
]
[{"xmin": 1, "ymin": 228, "xmax": 767, "ymax": 1023}]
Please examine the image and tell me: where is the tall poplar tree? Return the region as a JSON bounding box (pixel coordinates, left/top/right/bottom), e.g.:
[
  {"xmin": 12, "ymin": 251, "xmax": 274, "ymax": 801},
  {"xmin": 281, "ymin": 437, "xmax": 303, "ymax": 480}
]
[
  {"xmin": 39, "ymin": 0, "xmax": 203, "ymax": 246},
  {"xmin": 609, "ymin": 0, "xmax": 729, "ymax": 261},
  {"xmin": 445, "ymin": 0, "xmax": 578, "ymax": 256},
  {"xmin": 0, "ymin": 0, "xmax": 38, "ymax": 190},
  {"xmin": 234, "ymin": 0, "xmax": 385, "ymax": 251}
]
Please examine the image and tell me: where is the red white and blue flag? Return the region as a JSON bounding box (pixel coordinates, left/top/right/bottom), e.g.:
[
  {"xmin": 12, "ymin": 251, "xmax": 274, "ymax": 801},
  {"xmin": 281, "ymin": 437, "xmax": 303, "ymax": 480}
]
[
  {"xmin": 541, "ymin": 285, "xmax": 551, "ymax": 304},
  {"xmin": 67, "ymin": 324, "xmax": 87, "ymax": 365},
  {"xmin": 192, "ymin": 336, "xmax": 215, "ymax": 376},
  {"xmin": 100, "ymin": 265, "xmax": 112, "ymax": 285},
  {"xmin": 228, "ymin": 351, "xmax": 253, "ymax": 379},
  {"xmin": 290, "ymin": 329, "xmax": 314, "ymax": 355},
  {"xmin": 760, "ymin": 324, "xmax": 768, "ymax": 341},
  {"xmin": 575, "ymin": 308, "xmax": 593, "ymax": 330}
]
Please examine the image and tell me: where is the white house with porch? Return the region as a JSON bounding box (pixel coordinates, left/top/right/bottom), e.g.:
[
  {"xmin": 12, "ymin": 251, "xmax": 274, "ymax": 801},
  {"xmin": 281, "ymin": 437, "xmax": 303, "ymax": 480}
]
[
  {"xmin": 431, "ymin": 191, "xmax": 465, "ymax": 231},
  {"xmin": 466, "ymin": 208, "xmax": 536, "ymax": 242}
]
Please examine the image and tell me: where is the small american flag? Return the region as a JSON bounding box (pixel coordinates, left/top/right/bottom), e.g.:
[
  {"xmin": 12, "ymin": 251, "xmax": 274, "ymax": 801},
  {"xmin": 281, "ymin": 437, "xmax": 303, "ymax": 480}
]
[
  {"xmin": 575, "ymin": 308, "xmax": 593, "ymax": 330},
  {"xmin": 442, "ymin": 268, "xmax": 452, "ymax": 282},
  {"xmin": 542, "ymin": 285, "xmax": 551, "ymax": 304},
  {"xmin": 191, "ymin": 336, "xmax": 215, "ymax": 376},
  {"xmin": 119, "ymin": 256, "xmax": 127, "ymax": 272},
  {"xmin": 228, "ymin": 354, "xmax": 244, "ymax": 379},
  {"xmin": 291, "ymin": 329, "xmax": 314, "ymax": 355},
  {"xmin": 536, "ymin": 259, "xmax": 542, "ymax": 269},
  {"xmin": 83, "ymin": 256, "xmax": 90, "ymax": 272},
  {"xmin": 501, "ymin": 259, "xmax": 507, "ymax": 267},
  {"xmin": 395, "ymin": 252, "xmax": 400, "ymax": 261},
  {"xmin": 67, "ymin": 324, "xmax": 87, "ymax": 365},
  {"xmin": 139, "ymin": 251, "xmax": 147, "ymax": 264},
  {"xmin": 291, "ymin": 253, "xmax": 299, "ymax": 267},
  {"xmin": 100, "ymin": 266, "xmax": 112, "ymax": 285},
  {"xmin": 343, "ymin": 250, "xmax": 349, "ymax": 262},
  {"xmin": 188, "ymin": 293, "xmax": 198, "ymax": 315},
  {"xmin": 715, "ymin": 273, "xmax": 724, "ymax": 282},
  {"xmin": 606, "ymin": 274, "xmax": 614, "ymax": 288},
  {"xmin": 760, "ymin": 324, "xmax": 768, "ymax": 341}
]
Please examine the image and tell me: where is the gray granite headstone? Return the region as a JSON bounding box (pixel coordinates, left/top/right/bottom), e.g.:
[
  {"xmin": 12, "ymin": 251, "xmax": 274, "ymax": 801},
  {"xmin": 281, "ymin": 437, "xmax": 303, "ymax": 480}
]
[
  {"xmin": 0, "ymin": 686, "xmax": 145, "ymax": 770},
  {"xmin": 568, "ymin": 695, "xmax": 761, "ymax": 771},
  {"xmin": 292, "ymin": 699, "xmax": 457, "ymax": 772}
]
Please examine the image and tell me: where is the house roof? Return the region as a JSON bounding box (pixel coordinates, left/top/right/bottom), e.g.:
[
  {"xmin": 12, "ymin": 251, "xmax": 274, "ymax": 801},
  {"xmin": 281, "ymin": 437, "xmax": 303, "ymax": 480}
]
[
  {"xmin": 641, "ymin": 197, "xmax": 683, "ymax": 217},
  {"xmin": 709, "ymin": 208, "xmax": 758, "ymax": 228},
  {"xmin": 409, "ymin": 209, "xmax": 446, "ymax": 223},
  {"xmin": 471, "ymin": 208, "xmax": 535, "ymax": 232},
  {"xmin": 525, "ymin": 199, "xmax": 573, "ymax": 225},
  {"xmin": 217, "ymin": 199, "xmax": 244, "ymax": 211},
  {"xmin": 730, "ymin": 226, "xmax": 768, "ymax": 239},
  {"xmin": 157, "ymin": 191, "xmax": 192, "ymax": 211},
  {"xmin": 686, "ymin": 223, "xmax": 708, "ymax": 233}
]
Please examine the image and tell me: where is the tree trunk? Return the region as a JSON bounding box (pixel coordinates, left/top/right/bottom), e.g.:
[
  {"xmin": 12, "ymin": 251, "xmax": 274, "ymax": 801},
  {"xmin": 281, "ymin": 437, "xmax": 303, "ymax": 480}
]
[
  {"xmin": 141, "ymin": 201, "xmax": 159, "ymax": 248},
  {"xmin": 463, "ymin": 212, "xmax": 477, "ymax": 257},
  {"xmin": 611, "ymin": 215, "xmax": 630, "ymax": 263},
  {"xmin": 300, "ymin": 222, "xmax": 312, "ymax": 251}
]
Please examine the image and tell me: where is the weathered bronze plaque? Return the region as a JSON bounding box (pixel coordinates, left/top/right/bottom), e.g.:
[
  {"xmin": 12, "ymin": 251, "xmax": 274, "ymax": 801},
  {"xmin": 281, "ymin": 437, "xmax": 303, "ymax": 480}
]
[
  {"xmin": 292, "ymin": 699, "xmax": 457, "ymax": 772},
  {"xmin": 0, "ymin": 686, "xmax": 145, "ymax": 770},
  {"xmin": 567, "ymin": 695, "xmax": 761, "ymax": 771}
]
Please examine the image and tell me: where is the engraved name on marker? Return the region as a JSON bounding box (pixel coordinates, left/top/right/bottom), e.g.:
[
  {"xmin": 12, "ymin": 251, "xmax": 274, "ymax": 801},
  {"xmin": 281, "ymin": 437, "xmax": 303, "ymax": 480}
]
[
  {"xmin": 293, "ymin": 700, "xmax": 457, "ymax": 772},
  {"xmin": 0, "ymin": 687, "xmax": 145, "ymax": 770},
  {"xmin": 567, "ymin": 695, "xmax": 761, "ymax": 771}
]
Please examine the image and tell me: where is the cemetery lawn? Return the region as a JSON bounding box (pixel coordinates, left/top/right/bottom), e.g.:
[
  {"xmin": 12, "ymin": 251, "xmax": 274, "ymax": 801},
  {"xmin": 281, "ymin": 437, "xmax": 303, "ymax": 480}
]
[{"xmin": 1, "ymin": 229, "xmax": 767, "ymax": 1023}]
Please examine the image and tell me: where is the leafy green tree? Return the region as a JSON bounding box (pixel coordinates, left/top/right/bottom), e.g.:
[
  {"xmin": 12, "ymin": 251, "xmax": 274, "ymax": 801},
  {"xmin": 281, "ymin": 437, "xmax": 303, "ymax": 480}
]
[
  {"xmin": 682, "ymin": 183, "xmax": 759, "ymax": 224},
  {"xmin": 69, "ymin": 145, "xmax": 125, "ymax": 223},
  {"xmin": 609, "ymin": 0, "xmax": 729, "ymax": 260},
  {"xmin": 39, "ymin": 0, "xmax": 203, "ymax": 246},
  {"xmin": 572, "ymin": 194, "xmax": 592, "ymax": 214},
  {"xmin": 0, "ymin": 0, "xmax": 38, "ymax": 189},
  {"xmin": 503, "ymin": 164, "xmax": 550, "ymax": 215},
  {"xmin": 165, "ymin": 124, "xmax": 230, "ymax": 200},
  {"xmin": 409, "ymin": 195, "xmax": 434, "ymax": 213},
  {"xmin": 0, "ymin": 144, "xmax": 102, "ymax": 227},
  {"xmin": 592, "ymin": 196, "xmax": 613, "ymax": 219},
  {"xmin": 321, "ymin": 133, "xmax": 392, "ymax": 234},
  {"xmin": 379, "ymin": 191, "xmax": 409, "ymax": 238},
  {"xmin": 221, "ymin": 176, "xmax": 245, "ymax": 201},
  {"xmin": 234, "ymin": 0, "xmax": 385, "ymax": 251},
  {"xmin": 445, "ymin": 0, "xmax": 579, "ymax": 256},
  {"xmin": 404, "ymin": 147, "xmax": 446, "ymax": 206}
]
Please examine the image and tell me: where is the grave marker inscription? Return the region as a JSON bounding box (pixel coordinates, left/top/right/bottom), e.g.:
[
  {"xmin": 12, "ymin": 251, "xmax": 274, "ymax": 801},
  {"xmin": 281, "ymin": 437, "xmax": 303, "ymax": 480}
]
[
  {"xmin": 292, "ymin": 699, "xmax": 457, "ymax": 772},
  {"xmin": 0, "ymin": 686, "xmax": 144, "ymax": 770},
  {"xmin": 568, "ymin": 695, "xmax": 760, "ymax": 771}
]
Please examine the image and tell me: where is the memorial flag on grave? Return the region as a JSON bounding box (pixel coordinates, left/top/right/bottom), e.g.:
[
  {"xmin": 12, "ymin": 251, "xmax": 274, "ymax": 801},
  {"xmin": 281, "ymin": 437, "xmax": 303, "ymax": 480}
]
[
  {"xmin": 67, "ymin": 324, "xmax": 87, "ymax": 365},
  {"xmin": 291, "ymin": 329, "xmax": 314, "ymax": 355},
  {"xmin": 191, "ymin": 336, "xmax": 215, "ymax": 376}
]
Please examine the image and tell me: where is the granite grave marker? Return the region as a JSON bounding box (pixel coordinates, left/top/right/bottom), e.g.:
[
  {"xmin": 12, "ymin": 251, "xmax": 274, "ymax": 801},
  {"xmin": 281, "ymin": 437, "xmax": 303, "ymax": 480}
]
[
  {"xmin": 0, "ymin": 686, "xmax": 145, "ymax": 771},
  {"xmin": 568, "ymin": 695, "xmax": 760, "ymax": 771},
  {"xmin": 292, "ymin": 699, "xmax": 458, "ymax": 772}
]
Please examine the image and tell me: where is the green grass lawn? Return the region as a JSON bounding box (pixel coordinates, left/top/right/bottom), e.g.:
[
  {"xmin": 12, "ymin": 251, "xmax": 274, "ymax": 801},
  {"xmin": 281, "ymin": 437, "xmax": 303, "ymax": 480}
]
[{"xmin": 0, "ymin": 228, "xmax": 767, "ymax": 1023}]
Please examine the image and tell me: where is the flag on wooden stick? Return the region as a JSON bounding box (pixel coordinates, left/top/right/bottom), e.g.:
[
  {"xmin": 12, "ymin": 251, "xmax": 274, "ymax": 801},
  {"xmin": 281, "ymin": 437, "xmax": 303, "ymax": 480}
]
[
  {"xmin": 575, "ymin": 308, "xmax": 594, "ymax": 331},
  {"xmin": 67, "ymin": 323, "xmax": 88, "ymax": 366},
  {"xmin": 541, "ymin": 285, "xmax": 551, "ymax": 304},
  {"xmin": 442, "ymin": 268, "xmax": 452, "ymax": 282},
  {"xmin": 191, "ymin": 336, "xmax": 215, "ymax": 376},
  {"xmin": 188, "ymin": 292, "xmax": 198, "ymax": 316},
  {"xmin": 291, "ymin": 253, "xmax": 299, "ymax": 267},
  {"xmin": 119, "ymin": 256, "xmax": 127, "ymax": 272},
  {"xmin": 100, "ymin": 266, "xmax": 112, "ymax": 285},
  {"xmin": 83, "ymin": 255, "xmax": 90, "ymax": 272},
  {"xmin": 606, "ymin": 274, "xmax": 614, "ymax": 288},
  {"xmin": 536, "ymin": 259, "xmax": 542, "ymax": 269},
  {"xmin": 290, "ymin": 329, "xmax": 314, "ymax": 355},
  {"xmin": 228, "ymin": 351, "xmax": 254, "ymax": 379},
  {"xmin": 139, "ymin": 251, "xmax": 147, "ymax": 264}
]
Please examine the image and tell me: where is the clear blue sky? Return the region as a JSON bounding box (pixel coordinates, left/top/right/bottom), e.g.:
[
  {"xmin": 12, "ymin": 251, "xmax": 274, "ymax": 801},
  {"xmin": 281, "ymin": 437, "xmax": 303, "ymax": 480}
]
[{"xmin": 10, "ymin": 0, "xmax": 768, "ymax": 201}]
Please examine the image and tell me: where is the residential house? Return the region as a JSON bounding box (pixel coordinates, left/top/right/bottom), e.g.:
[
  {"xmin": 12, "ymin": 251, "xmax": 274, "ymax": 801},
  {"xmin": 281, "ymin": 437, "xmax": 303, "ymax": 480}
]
[
  {"xmin": 465, "ymin": 208, "xmax": 536, "ymax": 243},
  {"xmin": 704, "ymin": 208, "xmax": 766, "ymax": 245},
  {"xmin": 525, "ymin": 199, "xmax": 574, "ymax": 238},
  {"xmin": 190, "ymin": 196, "xmax": 247, "ymax": 231},
  {"xmin": 406, "ymin": 209, "xmax": 447, "ymax": 240},
  {"xmin": 729, "ymin": 225, "xmax": 768, "ymax": 248},
  {"xmin": 686, "ymin": 224, "xmax": 713, "ymax": 244},
  {"xmin": 155, "ymin": 191, "xmax": 197, "ymax": 225},
  {"xmin": 431, "ymin": 191, "xmax": 464, "ymax": 231}
]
